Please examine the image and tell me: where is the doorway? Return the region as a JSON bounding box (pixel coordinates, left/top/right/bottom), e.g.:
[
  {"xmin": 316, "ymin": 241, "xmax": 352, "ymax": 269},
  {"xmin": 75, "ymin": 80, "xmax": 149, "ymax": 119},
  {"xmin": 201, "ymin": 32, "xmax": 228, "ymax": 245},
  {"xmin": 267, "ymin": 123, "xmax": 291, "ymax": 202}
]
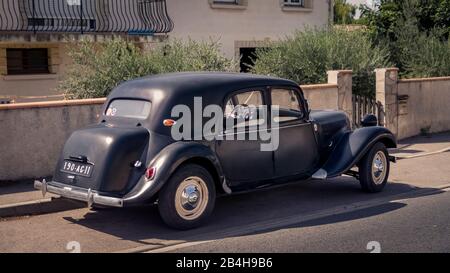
[{"xmin": 239, "ymin": 47, "xmax": 257, "ymax": 73}]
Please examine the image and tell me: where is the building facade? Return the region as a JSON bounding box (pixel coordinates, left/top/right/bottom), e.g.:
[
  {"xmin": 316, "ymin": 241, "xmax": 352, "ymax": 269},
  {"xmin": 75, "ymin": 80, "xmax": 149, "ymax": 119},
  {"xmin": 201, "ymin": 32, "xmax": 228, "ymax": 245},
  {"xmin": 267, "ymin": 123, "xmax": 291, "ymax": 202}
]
[{"xmin": 0, "ymin": 0, "xmax": 332, "ymax": 101}]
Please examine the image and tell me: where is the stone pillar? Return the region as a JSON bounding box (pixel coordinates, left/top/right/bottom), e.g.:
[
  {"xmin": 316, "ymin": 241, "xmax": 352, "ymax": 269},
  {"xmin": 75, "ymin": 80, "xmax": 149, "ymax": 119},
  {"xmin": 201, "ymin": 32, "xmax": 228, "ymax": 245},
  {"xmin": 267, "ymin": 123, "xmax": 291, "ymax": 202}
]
[
  {"xmin": 327, "ymin": 70, "xmax": 353, "ymax": 125},
  {"xmin": 375, "ymin": 68, "xmax": 399, "ymax": 136}
]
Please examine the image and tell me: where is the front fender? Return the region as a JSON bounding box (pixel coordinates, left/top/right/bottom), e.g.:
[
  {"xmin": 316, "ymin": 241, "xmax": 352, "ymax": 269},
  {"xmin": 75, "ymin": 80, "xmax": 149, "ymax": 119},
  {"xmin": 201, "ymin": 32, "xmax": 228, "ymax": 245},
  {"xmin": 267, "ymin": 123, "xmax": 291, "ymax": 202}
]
[
  {"xmin": 122, "ymin": 142, "xmax": 224, "ymax": 205},
  {"xmin": 313, "ymin": 127, "xmax": 397, "ymax": 179}
]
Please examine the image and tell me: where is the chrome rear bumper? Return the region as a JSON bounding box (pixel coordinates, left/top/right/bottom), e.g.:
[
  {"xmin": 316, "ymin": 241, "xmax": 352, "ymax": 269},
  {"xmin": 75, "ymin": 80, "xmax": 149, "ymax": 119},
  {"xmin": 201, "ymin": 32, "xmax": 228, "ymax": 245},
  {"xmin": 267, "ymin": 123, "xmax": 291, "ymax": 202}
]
[{"xmin": 34, "ymin": 180, "xmax": 123, "ymax": 208}]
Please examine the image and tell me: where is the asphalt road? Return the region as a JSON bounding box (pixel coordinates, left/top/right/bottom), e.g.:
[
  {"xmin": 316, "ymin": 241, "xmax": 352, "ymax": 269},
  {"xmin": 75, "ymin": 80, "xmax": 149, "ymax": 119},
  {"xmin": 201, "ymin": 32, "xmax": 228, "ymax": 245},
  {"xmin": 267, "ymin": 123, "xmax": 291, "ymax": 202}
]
[
  {"xmin": 169, "ymin": 189, "xmax": 450, "ymax": 253},
  {"xmin": 0, "ymin": 151, "xmax": 450, "ymax": 253}
]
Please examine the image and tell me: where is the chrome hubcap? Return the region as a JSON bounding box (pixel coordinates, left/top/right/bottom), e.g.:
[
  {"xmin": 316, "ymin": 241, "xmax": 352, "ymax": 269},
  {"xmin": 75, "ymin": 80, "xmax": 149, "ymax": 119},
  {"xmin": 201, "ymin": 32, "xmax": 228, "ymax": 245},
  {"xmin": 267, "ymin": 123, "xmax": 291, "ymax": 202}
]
[
  {"xmin": 175, "ymin": 177, "xmax": 209, "ymax": 220},
  {"xmin": 372, "ymin": 151, "xmax": 387, "ymax": 185},
  {"xmin": 181, "ymin": 186, "xmax": 200, "ymax": 210}
]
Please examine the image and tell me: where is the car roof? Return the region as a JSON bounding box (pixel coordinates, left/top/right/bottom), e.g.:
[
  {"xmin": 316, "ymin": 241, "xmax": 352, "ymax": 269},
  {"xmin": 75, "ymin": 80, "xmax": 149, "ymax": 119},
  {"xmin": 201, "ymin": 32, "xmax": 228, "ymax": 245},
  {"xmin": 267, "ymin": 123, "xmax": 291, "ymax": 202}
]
[
  {"xmin": 104, "ymin": 72, "xmax": 300, "ymax": 134},
  {"xmin": 109, "ymin": 72, "xmax": 299, "ymax": 100}
]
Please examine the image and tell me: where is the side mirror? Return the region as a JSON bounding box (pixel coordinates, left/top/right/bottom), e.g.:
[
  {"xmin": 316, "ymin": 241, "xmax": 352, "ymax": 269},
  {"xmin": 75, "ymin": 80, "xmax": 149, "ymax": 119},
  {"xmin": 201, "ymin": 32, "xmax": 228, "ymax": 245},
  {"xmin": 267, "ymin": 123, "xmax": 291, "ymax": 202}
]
[{"xmin": 361, "ymin": 114, "xmax": 378, "ymax": 127}]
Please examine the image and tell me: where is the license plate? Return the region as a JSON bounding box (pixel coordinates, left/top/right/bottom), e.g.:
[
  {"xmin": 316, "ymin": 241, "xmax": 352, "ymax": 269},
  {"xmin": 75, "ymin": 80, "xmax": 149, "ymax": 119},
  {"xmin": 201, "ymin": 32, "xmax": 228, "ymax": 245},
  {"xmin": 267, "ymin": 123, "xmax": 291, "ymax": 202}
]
[{"xmin": 61, "ymin": 161, "xmax": 93, "ymax": 178}]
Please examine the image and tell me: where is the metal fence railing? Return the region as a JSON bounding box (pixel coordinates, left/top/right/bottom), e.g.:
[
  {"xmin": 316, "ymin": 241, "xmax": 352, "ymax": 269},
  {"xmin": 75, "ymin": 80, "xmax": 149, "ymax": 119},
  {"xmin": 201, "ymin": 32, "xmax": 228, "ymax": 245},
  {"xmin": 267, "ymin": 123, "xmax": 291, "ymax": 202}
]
[
  {"xmin": 352, "ymin": 94, "xmax": 382, "ymax": 128},
  {"xmin": 0, "ymin": 0, "xmax": 174, "ymax": 34}
]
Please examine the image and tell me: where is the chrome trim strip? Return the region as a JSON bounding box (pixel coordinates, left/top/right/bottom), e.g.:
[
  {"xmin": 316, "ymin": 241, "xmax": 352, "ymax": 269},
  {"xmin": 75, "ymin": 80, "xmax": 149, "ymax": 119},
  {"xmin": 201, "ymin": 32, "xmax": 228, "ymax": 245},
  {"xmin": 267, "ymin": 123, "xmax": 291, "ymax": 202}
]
[{"xmin": 312, "ymin": 169, "xmax": 328, "ymax": 180}]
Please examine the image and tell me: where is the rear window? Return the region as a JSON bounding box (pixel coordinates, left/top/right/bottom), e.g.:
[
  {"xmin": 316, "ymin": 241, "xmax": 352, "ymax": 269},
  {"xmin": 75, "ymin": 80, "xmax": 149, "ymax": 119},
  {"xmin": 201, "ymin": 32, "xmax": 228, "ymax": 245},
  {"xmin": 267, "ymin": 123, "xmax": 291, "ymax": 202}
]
[{"xmin": 105, "ymin": 99, "xmax": 151, "ymax": 119}]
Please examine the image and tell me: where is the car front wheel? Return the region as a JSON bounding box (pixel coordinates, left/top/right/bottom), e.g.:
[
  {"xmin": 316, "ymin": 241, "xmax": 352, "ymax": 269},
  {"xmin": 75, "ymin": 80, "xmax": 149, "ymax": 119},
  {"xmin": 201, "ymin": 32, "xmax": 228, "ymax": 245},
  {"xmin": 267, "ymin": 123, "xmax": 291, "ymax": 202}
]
[
  {"xmin": 358, "ymin": 142, "xmax": 390, "ymax": 193},
  {"xmin": 158, "ymin": 164, "xmax": 216, "ymax": 230}
]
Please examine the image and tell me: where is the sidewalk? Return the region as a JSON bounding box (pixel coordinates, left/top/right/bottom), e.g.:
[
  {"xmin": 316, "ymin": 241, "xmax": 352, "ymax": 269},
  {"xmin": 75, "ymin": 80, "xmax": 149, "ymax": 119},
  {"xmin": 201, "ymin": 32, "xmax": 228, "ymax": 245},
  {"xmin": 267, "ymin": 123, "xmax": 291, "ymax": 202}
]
[
  {"xmin": 1, "ymin": 131, "xmax": 450, "ymax": 219},
  {"xmin": 0, "ymin": 179, "xmax": 83, "ymax": 218},
  {"xmin": 391, "ymin": 131, "xmax": 450, "ymax": 159},
  {"xmin": 0, "ymin": 180, "xmax": 55, "ymax": 207}
]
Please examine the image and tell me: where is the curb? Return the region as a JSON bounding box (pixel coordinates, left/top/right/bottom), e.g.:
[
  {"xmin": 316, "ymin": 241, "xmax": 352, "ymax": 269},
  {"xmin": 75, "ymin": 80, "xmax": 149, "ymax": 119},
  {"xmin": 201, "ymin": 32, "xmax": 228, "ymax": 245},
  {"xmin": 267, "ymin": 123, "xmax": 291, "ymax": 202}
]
[
  {"xmin": 0, "ymin": 197, "xmax": 85, "ymax": 219},
  {"xmin": 393, "ymin": 146, "xmax": 450, "ymax": 160}
]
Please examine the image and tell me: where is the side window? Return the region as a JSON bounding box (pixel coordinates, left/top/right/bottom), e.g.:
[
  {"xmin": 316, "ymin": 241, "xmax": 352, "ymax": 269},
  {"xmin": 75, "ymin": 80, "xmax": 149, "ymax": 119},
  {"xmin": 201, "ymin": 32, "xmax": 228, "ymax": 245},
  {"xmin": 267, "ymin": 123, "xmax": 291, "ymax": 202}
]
[
  {"xmin": 271, "ymin": 88, "xmax": 304, "ymax": 123},
  {"xmin": 224, "ymin": 90, "xmax": 265, "ymax": 129}
]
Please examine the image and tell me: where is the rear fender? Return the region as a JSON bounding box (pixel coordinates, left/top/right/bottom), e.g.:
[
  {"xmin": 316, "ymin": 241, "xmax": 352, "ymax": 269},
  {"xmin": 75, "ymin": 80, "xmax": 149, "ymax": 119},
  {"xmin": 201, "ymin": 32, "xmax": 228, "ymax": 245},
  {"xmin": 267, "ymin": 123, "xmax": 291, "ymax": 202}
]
[
  {"xmin": 123, "ymin": 142, "xmax": 226, "ymax": 205},
  {"xmin": 312, "ymin": 127, "xmax": 397, "ymax": 179}
]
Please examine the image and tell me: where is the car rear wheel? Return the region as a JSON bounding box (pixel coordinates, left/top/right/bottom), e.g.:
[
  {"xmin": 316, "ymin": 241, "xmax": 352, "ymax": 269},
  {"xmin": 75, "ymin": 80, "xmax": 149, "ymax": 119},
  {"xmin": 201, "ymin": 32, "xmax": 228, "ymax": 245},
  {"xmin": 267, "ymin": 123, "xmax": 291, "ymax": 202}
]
[
  {"xmin": 359, "ymin": 142, "xmax": 390, "ymax": 193},
  {"xmin": 158, "ymin": 164, "xmax": 216, "ymax": 230}
]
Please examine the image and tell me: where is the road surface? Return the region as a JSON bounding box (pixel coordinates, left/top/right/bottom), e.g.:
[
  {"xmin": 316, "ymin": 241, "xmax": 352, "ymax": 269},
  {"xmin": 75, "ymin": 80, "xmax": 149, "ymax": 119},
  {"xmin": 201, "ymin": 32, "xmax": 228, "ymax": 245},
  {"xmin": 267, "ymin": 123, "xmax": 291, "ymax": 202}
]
[
  {"xmin": 169, "ymin": 188, "xmax": 450, "ymax": 253},
  {"xmin": 1, "ymin": 149, "xmax": 450, "ymax": 253}
]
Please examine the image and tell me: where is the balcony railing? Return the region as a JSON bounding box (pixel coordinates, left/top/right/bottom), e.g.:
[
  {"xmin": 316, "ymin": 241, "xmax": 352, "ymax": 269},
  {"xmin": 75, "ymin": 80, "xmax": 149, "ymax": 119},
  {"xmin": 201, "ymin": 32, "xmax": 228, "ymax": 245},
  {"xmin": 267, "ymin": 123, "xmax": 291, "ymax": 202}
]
[{"xmin": 0, "ymin": 0, "xmax": 174, "ymax": 35}]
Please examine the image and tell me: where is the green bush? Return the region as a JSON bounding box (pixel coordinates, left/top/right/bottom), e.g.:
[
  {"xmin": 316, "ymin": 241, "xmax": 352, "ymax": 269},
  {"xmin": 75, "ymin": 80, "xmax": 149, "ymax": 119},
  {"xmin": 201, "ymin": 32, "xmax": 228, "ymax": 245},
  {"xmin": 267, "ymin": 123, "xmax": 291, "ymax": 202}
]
[
  {"xmin": 60, "ymin": 38, "xmax": 238, "ymax": 99},
  {"xmin": 392, "ymin": 17, "xmax": 450, "ymax": 78},
  {"xmin": 250, "ymin": 28, "xmax": 392, "ymax": 97},
  {"xmin": 401, "ymin": 35, "xmax": 450, "ymax": 78},
  {"xmin": 358, "ymin": 0, "xmax": 450, "ymax": 78}
]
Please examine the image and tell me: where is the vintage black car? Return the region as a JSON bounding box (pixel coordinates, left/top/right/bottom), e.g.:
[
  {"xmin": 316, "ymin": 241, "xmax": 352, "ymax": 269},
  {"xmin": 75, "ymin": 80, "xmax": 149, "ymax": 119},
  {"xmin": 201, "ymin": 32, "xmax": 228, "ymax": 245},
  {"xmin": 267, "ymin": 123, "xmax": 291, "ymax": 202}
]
[{"xmin": 35, "ymin": 72, "xmax": 397, "ymax": 230}]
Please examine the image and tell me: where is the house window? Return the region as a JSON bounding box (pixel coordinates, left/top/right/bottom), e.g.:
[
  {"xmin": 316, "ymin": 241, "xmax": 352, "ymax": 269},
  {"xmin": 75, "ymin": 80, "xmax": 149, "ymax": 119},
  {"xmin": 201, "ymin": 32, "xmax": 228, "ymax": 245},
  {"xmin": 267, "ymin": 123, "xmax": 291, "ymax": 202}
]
[
  {"xmin": 281, "ymin": 0, "xmax": 313, "ymax": 11},
  {"xmin": 6, "ymin": 49, "xmax": 49, "ymax": 75},
  {"xmin": 209, "ymin": 0, "xmax": 247, "ymax": 9},
  {"xmin": 213, "ymin": 0, "xmax": 239, "ymax": 4},
  {"xmin": 284, "ymin": 0, "xmax": 305, "ymax": 7}
]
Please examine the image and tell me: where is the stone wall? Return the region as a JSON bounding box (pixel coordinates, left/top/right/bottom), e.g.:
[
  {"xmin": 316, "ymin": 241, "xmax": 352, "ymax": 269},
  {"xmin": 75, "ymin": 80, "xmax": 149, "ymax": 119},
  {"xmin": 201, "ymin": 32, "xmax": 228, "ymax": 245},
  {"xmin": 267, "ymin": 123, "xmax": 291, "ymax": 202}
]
[
  {"xmin": 0, "ymin": 99, "xmax": 105, "ymax": 181},
  {"xmin": 376, "ymin": 68, "xmax": 450, "ymax": 140}
]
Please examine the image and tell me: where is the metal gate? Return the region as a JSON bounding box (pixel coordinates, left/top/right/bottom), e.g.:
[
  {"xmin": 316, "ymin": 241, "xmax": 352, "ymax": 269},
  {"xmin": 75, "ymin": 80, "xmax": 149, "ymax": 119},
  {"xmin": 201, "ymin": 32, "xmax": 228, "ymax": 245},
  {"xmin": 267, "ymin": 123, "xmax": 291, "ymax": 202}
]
[{"xmin": 352, "ymin": 94, "xmax": 382, "ymax": 128}]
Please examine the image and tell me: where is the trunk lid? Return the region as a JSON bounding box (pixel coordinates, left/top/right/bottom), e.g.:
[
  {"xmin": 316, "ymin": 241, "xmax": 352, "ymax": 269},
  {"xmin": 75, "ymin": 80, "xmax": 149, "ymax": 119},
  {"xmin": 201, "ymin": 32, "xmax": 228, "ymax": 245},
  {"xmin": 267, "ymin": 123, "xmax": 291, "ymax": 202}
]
[{"xmin": 53, "ymin": 124, "xmax": 149, "ymax": 195}]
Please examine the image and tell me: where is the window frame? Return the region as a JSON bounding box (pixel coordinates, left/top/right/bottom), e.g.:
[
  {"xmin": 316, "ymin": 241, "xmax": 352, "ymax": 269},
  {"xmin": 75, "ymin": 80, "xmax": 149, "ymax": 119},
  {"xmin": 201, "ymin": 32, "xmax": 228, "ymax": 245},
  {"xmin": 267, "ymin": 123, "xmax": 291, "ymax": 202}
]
[{"xmin": 269, "ymin": 86, "xmax": 308, "ymax": 125}]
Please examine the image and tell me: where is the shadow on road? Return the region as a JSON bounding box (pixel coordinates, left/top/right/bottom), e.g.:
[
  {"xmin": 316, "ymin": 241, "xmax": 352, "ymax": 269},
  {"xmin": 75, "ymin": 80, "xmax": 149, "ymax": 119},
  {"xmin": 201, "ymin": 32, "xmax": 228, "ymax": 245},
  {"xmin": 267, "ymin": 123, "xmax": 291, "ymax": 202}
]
[
  {"xmin": 398, "ymin": 131, "xmax": 450, "ymax": 145},
  {"xmin": 279, "ymin": 184, "xmax": 444, "ymax": 229},
  {"xmin": 62, "ymin": 177, "xmax": 446, "ymax": 252}
]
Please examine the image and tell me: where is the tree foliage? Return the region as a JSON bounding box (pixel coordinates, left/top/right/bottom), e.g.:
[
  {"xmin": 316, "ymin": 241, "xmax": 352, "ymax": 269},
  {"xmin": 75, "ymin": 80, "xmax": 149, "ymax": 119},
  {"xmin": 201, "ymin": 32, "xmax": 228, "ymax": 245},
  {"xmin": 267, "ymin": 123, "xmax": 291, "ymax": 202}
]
[
  {"xmin": 334, "ymin": 0, "xmax": 357, "ymax": 24},
  {"xmin": 359, "ymin": 0, "xmax": 450, "ymax": 77},
  {"xmin": 60, "ymin": 38, "xmax": 238, "ymax": 99},
  {"xmin": 250, "ymin": 28, "xmax": 392, "ymax": 96},
  {"xmin": 360, "ymin": 0, "xmax": 450, "ymax": 40}
]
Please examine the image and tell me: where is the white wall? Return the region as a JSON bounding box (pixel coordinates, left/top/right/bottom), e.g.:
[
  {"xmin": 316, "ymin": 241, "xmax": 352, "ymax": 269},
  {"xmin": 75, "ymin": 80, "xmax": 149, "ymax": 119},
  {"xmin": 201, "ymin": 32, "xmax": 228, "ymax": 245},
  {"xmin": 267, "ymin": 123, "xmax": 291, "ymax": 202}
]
[
  {"xmin": 167, "ymin": 0, "xmax": 331, "ymax": 58},
  {"xmin": 397, "ymin": 78, "xmax": 450, "ymax": 139},
  {"xmin": 0, "ymin": 0, "xmax": 331, "ymax": 98}
]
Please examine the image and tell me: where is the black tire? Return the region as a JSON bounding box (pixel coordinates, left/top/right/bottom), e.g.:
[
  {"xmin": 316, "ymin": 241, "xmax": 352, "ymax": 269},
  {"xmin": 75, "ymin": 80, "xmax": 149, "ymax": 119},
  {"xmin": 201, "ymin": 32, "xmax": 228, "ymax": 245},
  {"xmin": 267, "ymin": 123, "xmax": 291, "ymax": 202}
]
[
  {"xmin": 358, "ymin": 142, "xmax": 390, "ymax": 193},
  {"xmin": 158, "ymin": 164, "xmax": 216, "ymax": 230}
]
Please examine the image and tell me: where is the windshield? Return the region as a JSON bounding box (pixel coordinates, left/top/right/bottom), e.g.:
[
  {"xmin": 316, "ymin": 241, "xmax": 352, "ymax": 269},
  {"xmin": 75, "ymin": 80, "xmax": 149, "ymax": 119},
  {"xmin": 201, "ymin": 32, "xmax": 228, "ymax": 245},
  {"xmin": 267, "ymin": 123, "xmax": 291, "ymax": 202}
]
[{"xmin": 105, "ymin": 99, "xmax": 151, "ymax": 119}]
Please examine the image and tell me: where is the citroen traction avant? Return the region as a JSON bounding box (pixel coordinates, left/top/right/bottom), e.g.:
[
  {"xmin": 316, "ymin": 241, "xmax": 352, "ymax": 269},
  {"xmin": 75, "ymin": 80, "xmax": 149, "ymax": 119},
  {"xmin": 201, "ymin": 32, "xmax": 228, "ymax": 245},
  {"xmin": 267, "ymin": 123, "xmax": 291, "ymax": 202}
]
[{"xmin": 35, "ymin": 72, "xmax": 397, "ymax": 229}]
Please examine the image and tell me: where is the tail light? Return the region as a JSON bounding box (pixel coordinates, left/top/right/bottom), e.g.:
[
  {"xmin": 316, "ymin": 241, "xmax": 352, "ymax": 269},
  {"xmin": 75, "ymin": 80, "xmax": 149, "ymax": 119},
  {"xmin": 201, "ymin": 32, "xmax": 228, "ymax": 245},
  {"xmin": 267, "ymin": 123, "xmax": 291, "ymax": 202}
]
[
  {"xmin": 163, "ymin": 119, "xmax": 177, "ymax": 127},
  {"xmin": 145, "ymin": 167, "xmax": 157, "ymax": 181}
]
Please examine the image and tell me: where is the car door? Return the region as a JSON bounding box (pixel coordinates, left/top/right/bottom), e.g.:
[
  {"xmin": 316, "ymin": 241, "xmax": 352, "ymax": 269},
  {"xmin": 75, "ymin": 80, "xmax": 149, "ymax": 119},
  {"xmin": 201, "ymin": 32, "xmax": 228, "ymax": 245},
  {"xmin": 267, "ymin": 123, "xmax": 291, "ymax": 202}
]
[
  {"xmin": 215, "ymin": 88, "xmax": 274, "ymax": 185},
  {"xmin": 270, "ymin": 87, "xmax": 319, "ymax": 178}
]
